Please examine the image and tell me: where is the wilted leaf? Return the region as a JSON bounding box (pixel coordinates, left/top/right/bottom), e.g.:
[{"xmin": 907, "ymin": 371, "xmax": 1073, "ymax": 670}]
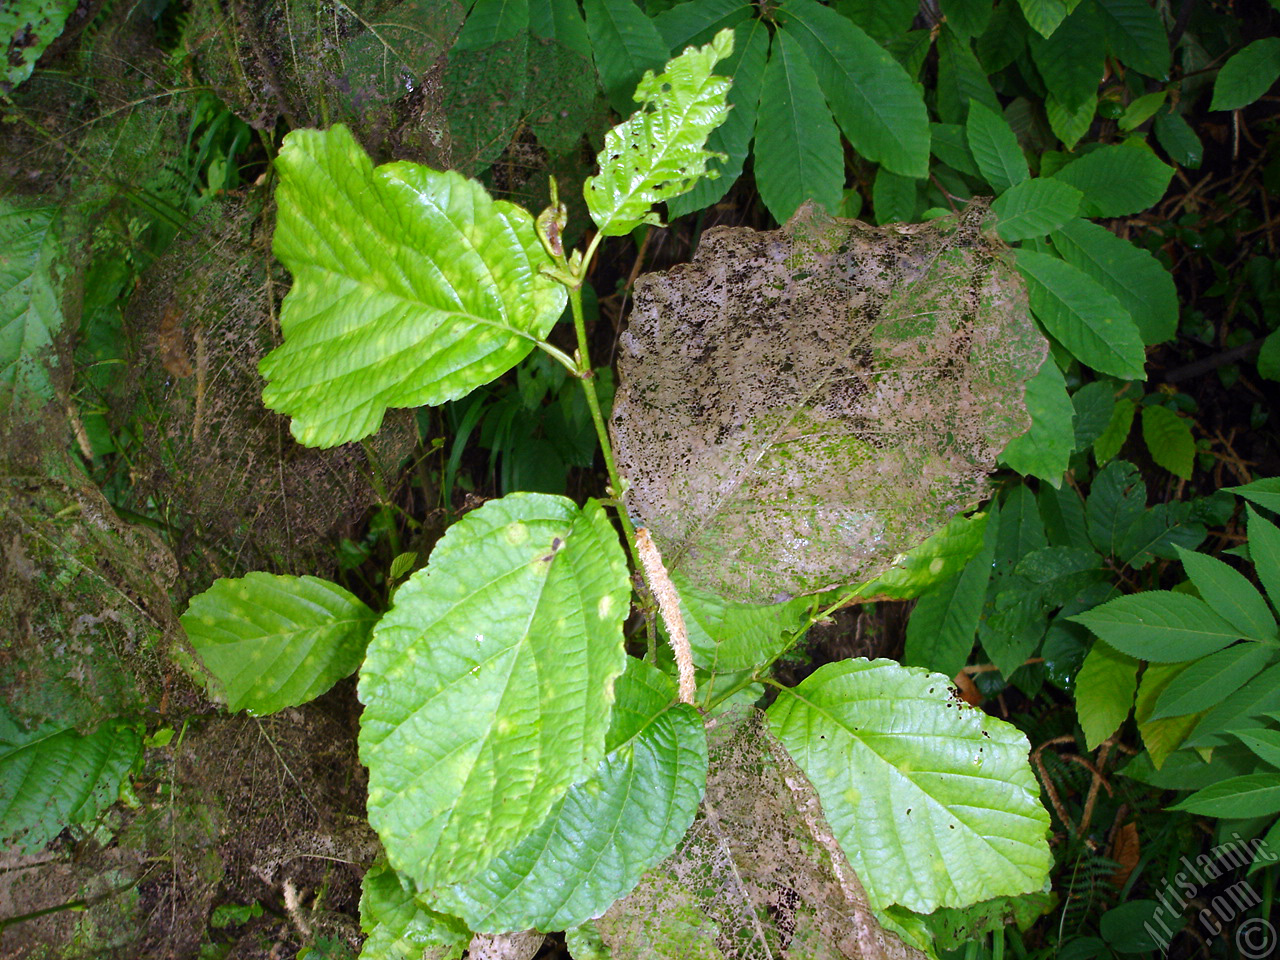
[{"xmin": 613, "ymin": 201, "xmax": 1046, "ymax": 602}]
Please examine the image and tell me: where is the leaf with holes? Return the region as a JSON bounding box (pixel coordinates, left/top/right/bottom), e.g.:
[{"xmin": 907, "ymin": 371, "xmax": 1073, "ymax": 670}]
[
  {"xmin": 0, "ymin": 718, "xmax": 142, "ymax": 854},
  {"xmin": 769, "ymin": 659, "xmax": 1052, "ymax": 913},
  {"xmin": 359, "ymin": 861, "xmax": 470, "ymax": 960},
  {"xmin": 259, "ymin": 125, "xmax": 566, "ymax": 448},
  {"xmin": 358, "ymin": 494, "xmax": 630, "ymax": 891},
  {"xmin": 437, "ymin": 660, "xmax": 707, "ymax": 933},
  {"xmin": 181, "ymin": 573, "xmax": 375, "ymax": 714},
  {"xmin": 584, "ymin": 30, "xmax": 734, "ymax": 236}
]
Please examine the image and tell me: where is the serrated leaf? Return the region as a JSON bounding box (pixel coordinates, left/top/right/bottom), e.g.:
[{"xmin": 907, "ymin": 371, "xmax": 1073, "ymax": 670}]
[
  {"xmin": 1071, "ymin": 380, "xmax": 1116, "ymax": 451},
  {"xmin": 1076, "ymin": 641, "xmax": 1139, "ymax": 749},
  {"xmin": 779, "ymin": 0, "xmax": 930, "ymax": 178},
  {"xmin": 529, "ymin": 0, "xmax": 592, "ymax": 56},
  {"xmin": 937, "ymin": 25, "xmax": 1001, "ymax": 124},
  {"xmin": 1029, "ymin": 1, "xmax": 1106, "ymax": 111},
  {"xmin": 1015, "ymin": 249, "xmax": 1147, "ymax": 380},
  {"xmin": 966, "ymin": 100, "xmax": 1029, "ymax": 194},
  {"xmin": 653, "ymin": 0, "xmax": 753, "ymax": 50},
  {"xmin": 992, "ymin": 178, "xmax": 1082, "ymax": 241},
  {"xmin": 752, "ymin": 29, "xmax": 844, "ymax": 221},
  {"xmin": 1176, "ymin": 545, "xmax": 1276, "ymax": 642},
  {"xmin": 977, "ymin": 0, "xmax": 1028, "ymax": 73},
  {"xmin": 1211, "ymin": 38, "xmax": 1280, "ymax": 111},
  {"xmin": 1050, "ymin": 218, "xmax": 1177, "ymax": 345},
  {"xmin": 585, "ymin": 30, "xmax": 734, "ymax": 237},
  {"xmin": 583, "ymin": 0, "xmax": 670, "ymax": 116},
  {"xmin": 667, "ymin": 19, "xmax": 769, "ymax": 219},
  {"xmin": 1186, "ymin": 662, "xmax": 1280, "ymax": 748},
  {"xmin": 1154, "ymin": 107, "xmax": 1203, "ymax": 168},
  {"xmin": 438, "ymin": 660, "xmax": 708, "ymax": 933},
  {"xmin": 1235, "ymin": 728, "xmax": 1280, "ymax": 769},
  {"xmin": 1141, "ymin": 404, "xmax": 1194, "ymax": 479},
  {"xmin": 1086, "ymin": 459, "xmax": 1145, "ymax": 556},
  {"xmin": 768, "ymin": 659, "xmax": 1052, "ymax": 913},
  {"xmin": 359, "ymin": 861, "xmax": 470, "ymax": 960},
  {"xmin": 933, "ymin": 122, "xmax": 982, "ymax": 178},
  {"xmin": 939, "ymin": 0, "xmax": 993, "ymax": 39},
  {"xmin": 1071, "ymin": 592, "xmax": 1241, "ymax": 662},
  {"xmin": 1093, "ymin": 397, "xmax": 1135, "ymax": 464},
  {"xmin": 181, "ymin": 573, "xmax": 376, "ymax": 715},
  {"xmin": 999, "ymin": 356, "xmax": 1074, "ymax": 481},
  {"xmin": 1169, "ymin": 774, "xmax": 1280, "ymax": 818},
  {"xmin": 259, "ymin": 125, "xmax": 566, "ymax": 448},
  {"xmin": 1045, "ymin": 94, "xmax": 1095, "ymax": 150},
  {"xmin": 0, "ymin": 202, "xmax": 66, "ymax": 415},
  {"xmin": 1050, "ymin": 143, "xmax": 1174, "ymax": 218},
  {"xmin": 358, "ymin": 494, "xmax": 630, "ymax": 891},
  {"xmin": 1149, "ymin": 643, "xmax": 1275, "ymax": 720},
  {"xmin": 1095, "ymin": 0, "xmax": 1170, "ymax": 79},
  {"xmin": 904, "ymin": 504, "xmax": 1000, "ymax": 678},
  {"xmin": 0, "ymin": 719, "xmax": 141, "ymax": 854},
  {"xmin": 1247, "ymin": 506, "xmax": 1280, "ymax": 614},
  {"xmin": 675, "ymin": 572, "xmax": 812, "ymax": 673},
  {"xmin": 1134, "ymin": 660, "xmax": 1203, "ymax": 766},
  {"xmin": 1015, "ymin": 0, "xmax": 1071, "ymax": 38},
  {"xmin": 1226, "ymin": 477, "xmax": 1280, "ymax": 514},
  {"xmin": 873, "ymin": 168, "xmax": 920, "ymax": 225}
]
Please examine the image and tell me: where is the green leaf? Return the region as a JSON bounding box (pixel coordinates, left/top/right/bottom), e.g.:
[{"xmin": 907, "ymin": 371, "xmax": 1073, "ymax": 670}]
[
  {"xmin": 1211, "ymin": 38, "xmax": 1280, "ymax": 111},
  {"xmin": 1120, "ymin": 742, "xmax": 1259, "ymax": 788},
  {"xmin": 359, "ymin": 494, "xmax": 630, "ymax": 891},
  {"xmin": 1028, "ymin": 1, "xmax": 1106, "ymax": 111},
  {"xmin": 965, "ymin": 100, "xmax": 1029, "ymax": 194},
  {"xmin": 1071, "ymin": 592, "xmax": 1242, "ymax": 662},
  {"xmin": 1014, "ymin": 0, "xmax": 1071, "ymax": 38},
  {"xmin": 667, "ymin": 19, "xmax": 770, "ymax": 219},
  {"xmin": 1094, "ymin": 0, "xmax": 1170, "ymax": 79},
  {"xmin": 359, "ymin": 861, "xmax": 470, "ymax": 960},
  {"xmin": 1014, "ymin": 249, "xmax": 1147, "ymax": 380},
  {"xmin": 998, "ymin": 356, "xmax": 1074, "ymax": 481},
  {"xmin": 1154, "ymin": 107, "xmax": 1203, "ymax": 168},
  {"xmin": 442, "ymin": 35, "xmax": 529, "ymax": 174},
  {"xmin": 1248, "ymin": 506, "xmax": 1280, "ymax": 614},
  {"xmin": 1093, "ymin": 397, "xmax": 1135, "ymax": 464},
  {"xmin": 1149, "ymin": 643, "xmax": 1275, "ymax": 720},
  {"xmin": 873, "ymin": 168, "xmax": 920, "ymax": 225},
  {"xmin": 933, "ymin": 122, "xmax": 982, "ymax": 178},
  {"xmin": 1170, "ymin": 774, "xmax": 1280, "ymax": 818},
  {"xmin": 904, "ymin": 504, "xmax": 1000, "ymax": 678},
  {"xmin": 0, "ymin": 202, "xmax": 65, "ymax": 415},
  {"xmin": 779, "ymin": 0, "xmax": 930, "ymax": 178},
  {"xmin": 1259, "ymin": 330, "xmax": 1280, "ymax": 381},
  {"xmin": 676, "ymin": 573, "xmax": 812, "ymax": 673},
  {"xmin": 1075, "ymin": 641, "xmax": 1139, "ymax": 749},
  {"xmin": 1045, "ymin": 94, "xmax": 1095, "ymax": 150},
  {"xmin": 1186, "ymin": 662, "xmax": 1280, "ymax": 747},
  {"xmin": 769, "ymin": 659, "xmax": 1052, "ymax": 913},
  {"xmin": 1, "ymin": 0, "xmax": 76, "ymax": 92},
  {"xmin": 937, "ymin": 25, "xmax": 1001, "ymax": 124},
  {"xmin": 438, "ymin": 660, "xmax": 708, "ymax": 933},
  {"xmin": 1141, "ymin": 404, "xmax": 1194, "ymax": 480},
  {"xmin": 976, "ymin": 0, "xmax": 1028, "ymax": 73},
  {"xmin": 259, "ymin": 125, "xmax": 566, "ymax": 448},
  {"xmin": 1235, "ymin": 728, "xmax": 1280, "ymax": 769},
  {"xmin": 1086, "ymin": 459, "xmax": 1145, "ymax": 556},
  {"xmin": 585, "ymin": 30, "xmax": 734, "ymax": 237},
  {"xmin": 181, "ymin": 573, "xmax": 376, "ymax": 715},
  {"xmin": 529, "ymin": 0, "xmax": 592, "ymax": 56},
  {"xmin": 851, "ymin": 511, "xmax": 991, "ymax": 601},
  {"xmin": 1071, "ymin": 380, "xmax": 1116, "ymax": 451},
  {"xmin": 939, "ymin": 0, "xmax": 993, "ymax": 38},
  {"xmin": 453, "ymin": 0, "xmax": 529, "ymax": 48},
  {"xmin": 992, "ymin": 178, "xmax": 1082, "ymax": 241},
  {"xmin": 833, "ymin": 0, "xmax": 917, "ymax": 43},
  {"xmin": 1118, "ymin": 90, "xmax": 1167, "ymax": 132},
  {"xmin": 1050, "ymin": 142, "xmax": 1174, "ymax": 218},
  {"xmin": 1050, "ymin": 218, "xmax": 1178, "ymax": 345},
  {"xmin": 752, "ymin": 29, "xmax": 844, "ymax": 221},
  {"xmin": 1226, "ymin": 477, "xmax": 1280, "ymax": 514},
  {"xmin": 0, "ymin": 719, "xmax": 141, "ymax": 854},
  {"xmin": 1176, "ymin": 545, "xmax": 1276, "ymax": 642},
  {"xmin": 653, "ymin": 0, "xmax": 753, "ymax": 50},
  {"xmin": 583, "ymin": 0, "xmax": 671, "ymax": 116}
]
